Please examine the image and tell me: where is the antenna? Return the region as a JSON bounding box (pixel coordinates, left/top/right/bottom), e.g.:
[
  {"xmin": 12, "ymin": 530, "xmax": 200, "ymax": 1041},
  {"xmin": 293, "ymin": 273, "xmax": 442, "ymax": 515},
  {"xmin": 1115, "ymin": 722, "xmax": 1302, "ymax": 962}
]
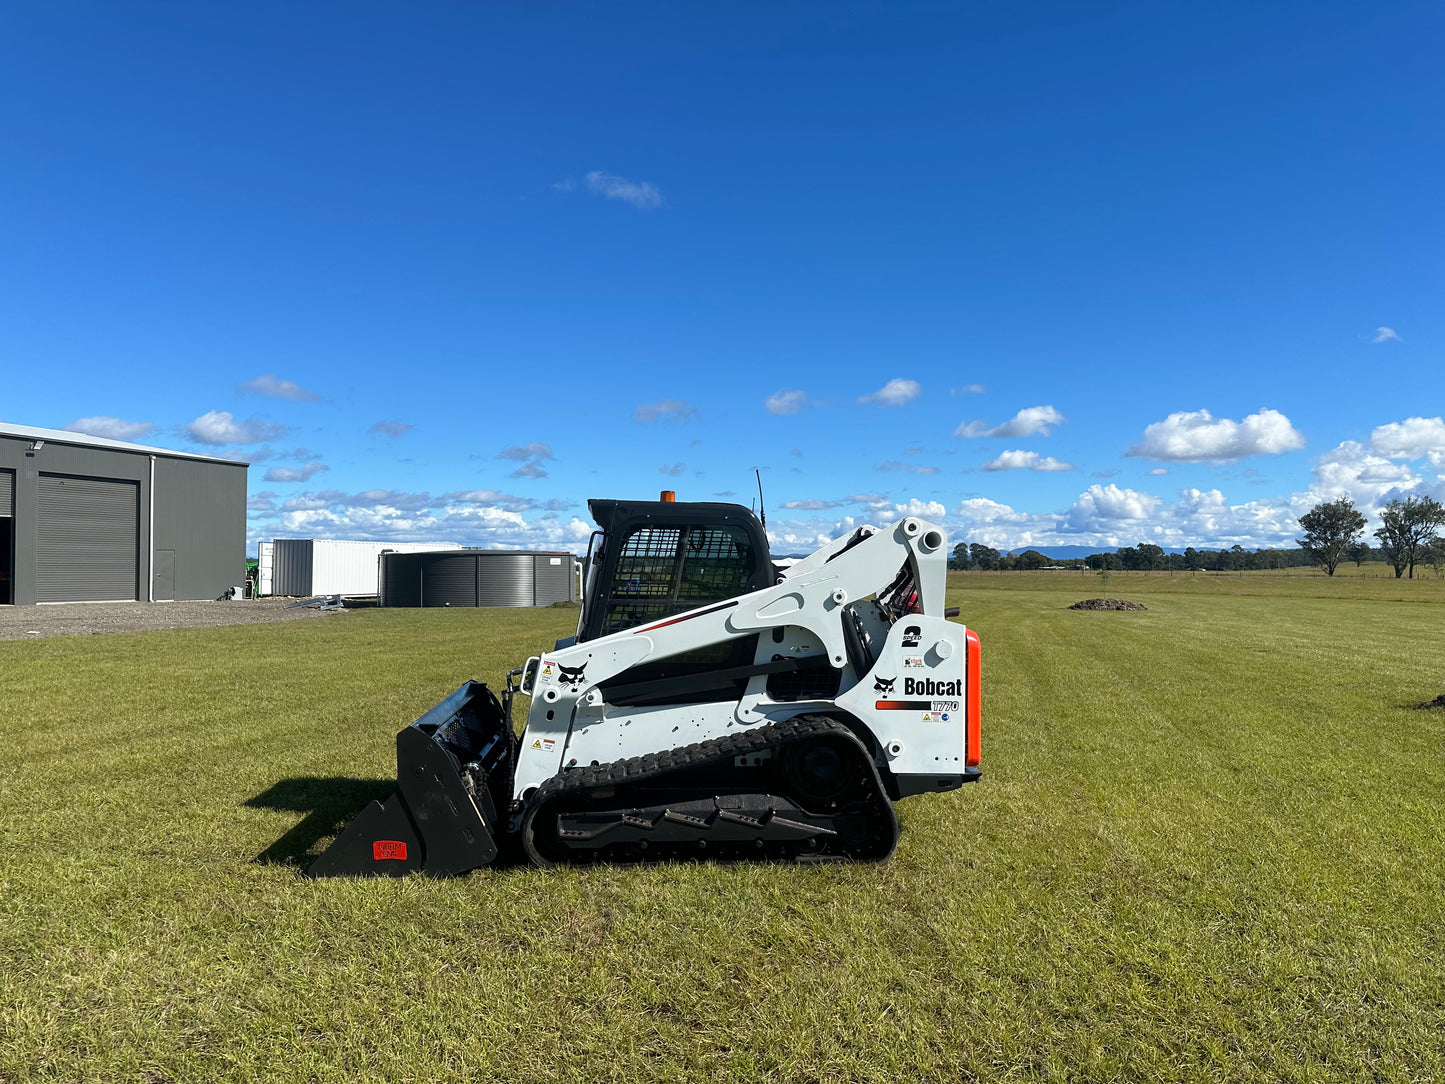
[{"xmin": 754, "ymin": 468, "xmax": 766, "ymax": 529}]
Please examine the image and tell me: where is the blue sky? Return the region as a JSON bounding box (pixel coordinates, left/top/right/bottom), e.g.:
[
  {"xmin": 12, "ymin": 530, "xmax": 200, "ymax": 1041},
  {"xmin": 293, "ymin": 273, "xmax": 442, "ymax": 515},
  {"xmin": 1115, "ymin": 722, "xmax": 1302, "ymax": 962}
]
[{"xmin": 4, "ymin": 2, "xmax": 1441, "ymax": 555}]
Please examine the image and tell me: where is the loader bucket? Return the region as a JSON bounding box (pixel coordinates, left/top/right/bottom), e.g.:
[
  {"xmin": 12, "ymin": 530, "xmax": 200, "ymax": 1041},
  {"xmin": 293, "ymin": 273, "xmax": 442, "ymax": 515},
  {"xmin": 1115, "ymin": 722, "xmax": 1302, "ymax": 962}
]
[{"xmin": 307, "ymin": 681, "xmax": 514, "ymax": 878}]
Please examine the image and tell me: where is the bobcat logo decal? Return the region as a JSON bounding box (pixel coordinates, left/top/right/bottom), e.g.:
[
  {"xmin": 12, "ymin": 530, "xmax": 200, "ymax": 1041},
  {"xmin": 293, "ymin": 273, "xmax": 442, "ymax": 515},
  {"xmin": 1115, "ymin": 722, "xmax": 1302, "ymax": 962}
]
[
  {"xmin": 873, "ymin": 675, "xmax": 896, "ymax": 694},
  {"xmin": 556, "ymin": 662, "xmax": 588, "ymax": 691},
  {"xmin": 901, "ymin": 625, "xmax": 922, "ymax": 648}
]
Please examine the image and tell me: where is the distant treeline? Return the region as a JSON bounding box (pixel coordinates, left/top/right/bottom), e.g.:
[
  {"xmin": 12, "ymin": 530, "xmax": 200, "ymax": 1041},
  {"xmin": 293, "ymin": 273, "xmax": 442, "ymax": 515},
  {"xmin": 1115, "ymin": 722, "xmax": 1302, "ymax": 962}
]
[{"xmin": 950, "ymin": 541, "xmax": 1384, "ymax": 572}]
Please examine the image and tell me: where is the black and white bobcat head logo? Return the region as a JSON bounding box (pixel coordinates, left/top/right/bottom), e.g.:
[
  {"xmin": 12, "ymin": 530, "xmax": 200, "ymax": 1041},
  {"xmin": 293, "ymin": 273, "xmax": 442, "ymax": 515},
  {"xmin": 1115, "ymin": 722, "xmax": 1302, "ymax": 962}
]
[
  {"xmin": 873, "ymin": 675, "xmax": 896, "ymax": 694},
  {"xmin": 556, "ymin": 662, "xmax": 588, "ymax": 691},
  {"xmin": 901, "ymin": 625, "xmax": 922, "ymax": 648}
]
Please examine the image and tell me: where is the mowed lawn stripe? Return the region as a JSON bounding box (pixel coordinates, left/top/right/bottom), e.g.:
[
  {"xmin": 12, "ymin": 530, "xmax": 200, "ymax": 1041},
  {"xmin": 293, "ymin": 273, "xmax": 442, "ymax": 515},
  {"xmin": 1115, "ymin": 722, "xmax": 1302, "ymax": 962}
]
[{"xmin": 1, "ymin": 580, "xmax": 1443, "ymax": 1082}]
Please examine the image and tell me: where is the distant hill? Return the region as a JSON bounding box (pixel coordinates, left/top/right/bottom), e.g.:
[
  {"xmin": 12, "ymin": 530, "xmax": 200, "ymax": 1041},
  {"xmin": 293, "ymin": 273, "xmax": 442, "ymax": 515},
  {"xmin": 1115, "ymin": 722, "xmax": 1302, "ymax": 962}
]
[
  {"xmin": 1002, "ymin": 545, "xmax": 1113, "ymax": 560},
  {"xmin": 1002, "ymin": 545, "xmax": 1191, "ymax": 560}
]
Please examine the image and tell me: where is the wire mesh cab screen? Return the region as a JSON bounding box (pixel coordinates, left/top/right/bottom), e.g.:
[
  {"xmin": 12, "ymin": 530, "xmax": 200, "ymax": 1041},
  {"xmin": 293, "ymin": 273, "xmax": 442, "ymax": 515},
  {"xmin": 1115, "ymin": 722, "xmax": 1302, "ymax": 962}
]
[{"xmin": 600, "ymin": 523, "xmax": 756, "ymax": 636}]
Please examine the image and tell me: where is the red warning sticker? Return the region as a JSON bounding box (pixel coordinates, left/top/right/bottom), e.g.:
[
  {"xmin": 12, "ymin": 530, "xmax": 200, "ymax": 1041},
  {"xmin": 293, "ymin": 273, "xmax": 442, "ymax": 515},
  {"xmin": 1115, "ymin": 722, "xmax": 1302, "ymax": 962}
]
[{"xmin": 373, "ymin": 840, "xmax": 408, "ymax": 861}]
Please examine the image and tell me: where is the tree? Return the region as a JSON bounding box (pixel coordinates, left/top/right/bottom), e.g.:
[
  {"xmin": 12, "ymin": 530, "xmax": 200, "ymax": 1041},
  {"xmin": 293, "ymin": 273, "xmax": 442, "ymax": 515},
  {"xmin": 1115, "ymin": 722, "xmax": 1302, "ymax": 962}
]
[
  {"xmin": 1425, "ymin": 537, "xmax": 1445, "ymax": 578},
  {"xmin": 969, "ymin": 542, "xmax": 1001, "ymax": 571},
  {"xmin": 1349, "ymin": 541, "xmax": 1372, "ymax": 567},
  {"xmin": 1296, "ymin": 497, "xmax": 1367, "ymax": 577},
  {"xmin": 1016, "ymin": 549, "xmax": 1048, "ymax": 570},
  {"xmin": 1135, "ymin": 542, "xmax": 1166, "ymax": 571},
  {"xmin": 950, "ymin": 542, "xmax": 972, "ymax": 570},
  {"xmin": 1374, "ymin": 496, "xmax": 1445, "ymax": 579}
]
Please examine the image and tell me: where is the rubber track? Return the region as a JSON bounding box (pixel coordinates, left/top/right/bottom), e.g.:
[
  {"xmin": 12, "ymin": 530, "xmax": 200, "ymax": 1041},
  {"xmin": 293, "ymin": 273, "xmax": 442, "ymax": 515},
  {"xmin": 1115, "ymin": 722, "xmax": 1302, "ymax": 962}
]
[{"xmin": 521, "ymin": 714, "xmax": 900, "ymax": 865}]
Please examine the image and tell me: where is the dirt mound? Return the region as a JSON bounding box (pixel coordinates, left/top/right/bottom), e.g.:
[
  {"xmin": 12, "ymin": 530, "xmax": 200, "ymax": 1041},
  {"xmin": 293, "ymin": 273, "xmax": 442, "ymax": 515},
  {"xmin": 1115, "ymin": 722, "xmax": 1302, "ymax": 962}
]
[
  {"xmin": 1069, "ymin": 598, "xmax": 1147, "ymax": 611},
  {"xmin": 1415, "ymin": 694, "xmax": 1445, "ymax": 711}
]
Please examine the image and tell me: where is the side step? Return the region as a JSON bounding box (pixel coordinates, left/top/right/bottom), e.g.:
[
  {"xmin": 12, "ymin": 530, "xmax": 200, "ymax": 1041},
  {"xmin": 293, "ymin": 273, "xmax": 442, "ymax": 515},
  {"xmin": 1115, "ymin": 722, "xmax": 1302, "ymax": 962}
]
[{"xmin": 307, "ymin": 682, "xmax": 513, "ymax": 878}]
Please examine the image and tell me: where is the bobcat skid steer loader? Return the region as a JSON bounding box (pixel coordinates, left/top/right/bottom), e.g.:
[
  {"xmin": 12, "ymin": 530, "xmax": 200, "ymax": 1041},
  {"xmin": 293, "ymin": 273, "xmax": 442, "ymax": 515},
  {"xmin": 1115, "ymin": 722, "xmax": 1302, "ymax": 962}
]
[{"xmin": 308, "ymin": 494, "xmax": 980, "ymax": 876}]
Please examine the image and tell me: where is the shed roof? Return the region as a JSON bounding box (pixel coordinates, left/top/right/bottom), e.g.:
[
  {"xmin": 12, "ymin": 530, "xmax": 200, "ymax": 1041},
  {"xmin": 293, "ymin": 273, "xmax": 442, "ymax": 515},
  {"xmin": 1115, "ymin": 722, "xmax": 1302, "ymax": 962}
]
[{"xmin": 0, "ymin": 422, "xmax": 248, "ymax": 467}]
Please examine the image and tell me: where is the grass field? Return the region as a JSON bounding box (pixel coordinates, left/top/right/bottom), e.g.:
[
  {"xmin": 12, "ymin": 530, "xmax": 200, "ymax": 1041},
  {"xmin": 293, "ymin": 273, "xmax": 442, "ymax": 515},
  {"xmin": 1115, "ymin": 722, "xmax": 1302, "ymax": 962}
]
[{"xmin": 3, "ymin": 574, "xmax": 1443, "ymax": 1082}]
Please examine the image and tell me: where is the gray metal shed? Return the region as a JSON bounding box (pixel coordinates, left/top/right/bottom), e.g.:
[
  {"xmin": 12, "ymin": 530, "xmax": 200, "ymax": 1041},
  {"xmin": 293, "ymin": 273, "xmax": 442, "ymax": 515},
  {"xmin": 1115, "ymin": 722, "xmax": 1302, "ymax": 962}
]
[
  {"xmin": 0, "ymin": 423, "xmax": 247, "ymax": 605},
  {"xmin": 379, "ymin": 549, "xmax": 578, "ymax": 608}
]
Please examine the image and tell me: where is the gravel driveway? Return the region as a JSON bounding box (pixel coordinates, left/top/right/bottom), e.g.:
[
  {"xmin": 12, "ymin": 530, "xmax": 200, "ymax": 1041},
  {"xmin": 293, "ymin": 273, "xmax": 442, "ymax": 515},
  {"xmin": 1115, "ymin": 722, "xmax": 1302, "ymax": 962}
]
[{"xmin": 0, "ymin": 598, "xmax": 342, "ymax": 641}]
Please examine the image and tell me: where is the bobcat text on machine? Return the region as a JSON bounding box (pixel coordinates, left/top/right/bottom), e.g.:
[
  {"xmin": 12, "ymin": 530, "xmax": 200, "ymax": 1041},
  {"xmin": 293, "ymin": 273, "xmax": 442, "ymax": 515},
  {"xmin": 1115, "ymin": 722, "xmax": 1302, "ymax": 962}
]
[{"xmin": 309, "ymin": 492, "xmax": 980, "ymax": 876}]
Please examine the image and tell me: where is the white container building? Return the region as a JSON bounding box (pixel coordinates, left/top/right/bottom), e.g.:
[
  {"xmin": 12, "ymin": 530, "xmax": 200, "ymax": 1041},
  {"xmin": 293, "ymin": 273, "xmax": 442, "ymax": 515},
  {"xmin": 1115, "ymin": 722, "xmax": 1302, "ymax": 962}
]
[{"xmin": 260, "ymin": 538, "xmax": 463, "ymax": 597}]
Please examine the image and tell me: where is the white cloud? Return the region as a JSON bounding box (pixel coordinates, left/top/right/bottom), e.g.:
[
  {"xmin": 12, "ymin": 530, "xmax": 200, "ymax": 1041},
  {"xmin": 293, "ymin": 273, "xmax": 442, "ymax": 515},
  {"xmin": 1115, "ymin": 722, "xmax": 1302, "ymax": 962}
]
[
  {"xmin": 253, "ymin": 491, "xmax": 597, "ymax": 553},
  {"xmin": 1371, "ymin": 327, "xmax": 1400, "ymax": 344},
  {"xmin": 876, "ymin": 461, "xmax": 940, "ymax": 474},
  {"xmin": 894, "ymin": 498, "xmax": 947, "ymax": 518},
  {"xmin": 858, "ymin": 379, "xmax": 921, "ymax": 408},
  {"xmin": 449, "ymin": 489, "xmax": 507, "ymax": 503},
  {"xmin": 264, "ymin": 463, "xmax": 329, "ymax": 483},
  {"xmin": 980, "ymin": 450, "xmax": 1074, "ymax": 472},
  {"xmin": 446, "ymin": 489, "xmax": 536, "ymax": 513},
  {"xmin": 1127, "ymin": 408, "xmax": 1304, "ymax": 462},
  {"xmin": 780, "ymin": 499, "xmax": 842, "ymax": 510},
  {"xmin": 370, "ymin": 420, "xmax": 413, "ymax": 438},
  {"xmin": 763, "ymin": 482, "xmax": 1318, "ymax": 554},
  {"xmin": 1369, "ymin": 417, "xmax": 1445, "ymax": 460},
  {"xmin": 1310, "ymin": 440, "xmax": 1420, "ymax": 508},
  {"xmin": 759, "ymin": 424, "xmax": 1439, "ymax": 554},
  {"xmin": 63, "ymin": 416, "xmax": 156, "ymax": 441},
  {"xmin": 237, "ymin": 374, "xmax": 319, "ymax": 402},
  {"xmin": 511, "ymin": 461, "xmax": 548, "ymax": 479},
  {"xmin": 951, "ymin": 384, "xmax": 986, "ymax": 395},
  {"xmin": 635, "ymin": 399, "xmax": 697, "ymax": 423},
  {"xmin": 843, "ymin": 493, "xmax": 891, "ymax": 507},
  {"xmin": 660, "ymin": 463, "xmax": 685, "ymax": 476},
  {"xmin": 766, "ymin": 523, "xmax": 851, "ymax": 554},
  {"xmin": 951, "ymin": 497, "xmax": 1053, "ymax": 549},
  {"xmin": 339, "ymin": 489, "xmax": 442, "ymax": 511},
  {"xmin": 186, "ymin": 410, "xmax": 290, "ymax": 446},
  {"xmin": 1167, "ymin": 487, "xmax": 1301, "ymax": 547},
  {"xmin": 955, "ymin": 405, "xmax": 1065, "ymax": 439},
  {"xmin": 246, "ymin": 491, "xmax": 277, "ymax": 512},
  {"xmin": 1068, "ymin": 484, "xmax": 1161, "ymax": 524},
  {"xmin": 584, "ymin": 170, "xmax": 663, "ymax": 209},
  {"xmin": 766, "ymin": 389, "xmax": 808, "ymax": 415},
  {"xmin": 1148, "ymin": 467, "xmax": 1169, "ymax": 476}
]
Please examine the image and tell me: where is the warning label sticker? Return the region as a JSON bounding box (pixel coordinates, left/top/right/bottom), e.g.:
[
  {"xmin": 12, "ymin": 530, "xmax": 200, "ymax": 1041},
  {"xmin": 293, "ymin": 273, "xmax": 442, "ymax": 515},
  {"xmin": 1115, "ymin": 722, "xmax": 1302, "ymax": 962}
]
[{"xmin": 903, "ymin": 656, "xmax": 925, "ymax": 669}]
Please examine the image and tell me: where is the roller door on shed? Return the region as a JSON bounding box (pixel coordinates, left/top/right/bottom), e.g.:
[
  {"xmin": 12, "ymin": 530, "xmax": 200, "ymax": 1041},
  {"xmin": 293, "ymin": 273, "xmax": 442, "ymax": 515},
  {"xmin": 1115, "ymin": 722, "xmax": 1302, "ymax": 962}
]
[
  {"xmin": 36, "ymin": 474, "xmax": 139, "ymax": 602},
  {"xmin": 0, "ymin": 469, "xmax": 13, "ymax": 515}
]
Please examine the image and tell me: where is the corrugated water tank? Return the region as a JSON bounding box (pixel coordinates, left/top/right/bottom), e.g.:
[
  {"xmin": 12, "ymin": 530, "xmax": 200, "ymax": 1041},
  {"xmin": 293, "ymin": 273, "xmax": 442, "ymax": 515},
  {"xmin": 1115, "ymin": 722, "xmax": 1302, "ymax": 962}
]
[{"xmin": 379, "ymin": 549, "xmax": 577, "ymax": 608}]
